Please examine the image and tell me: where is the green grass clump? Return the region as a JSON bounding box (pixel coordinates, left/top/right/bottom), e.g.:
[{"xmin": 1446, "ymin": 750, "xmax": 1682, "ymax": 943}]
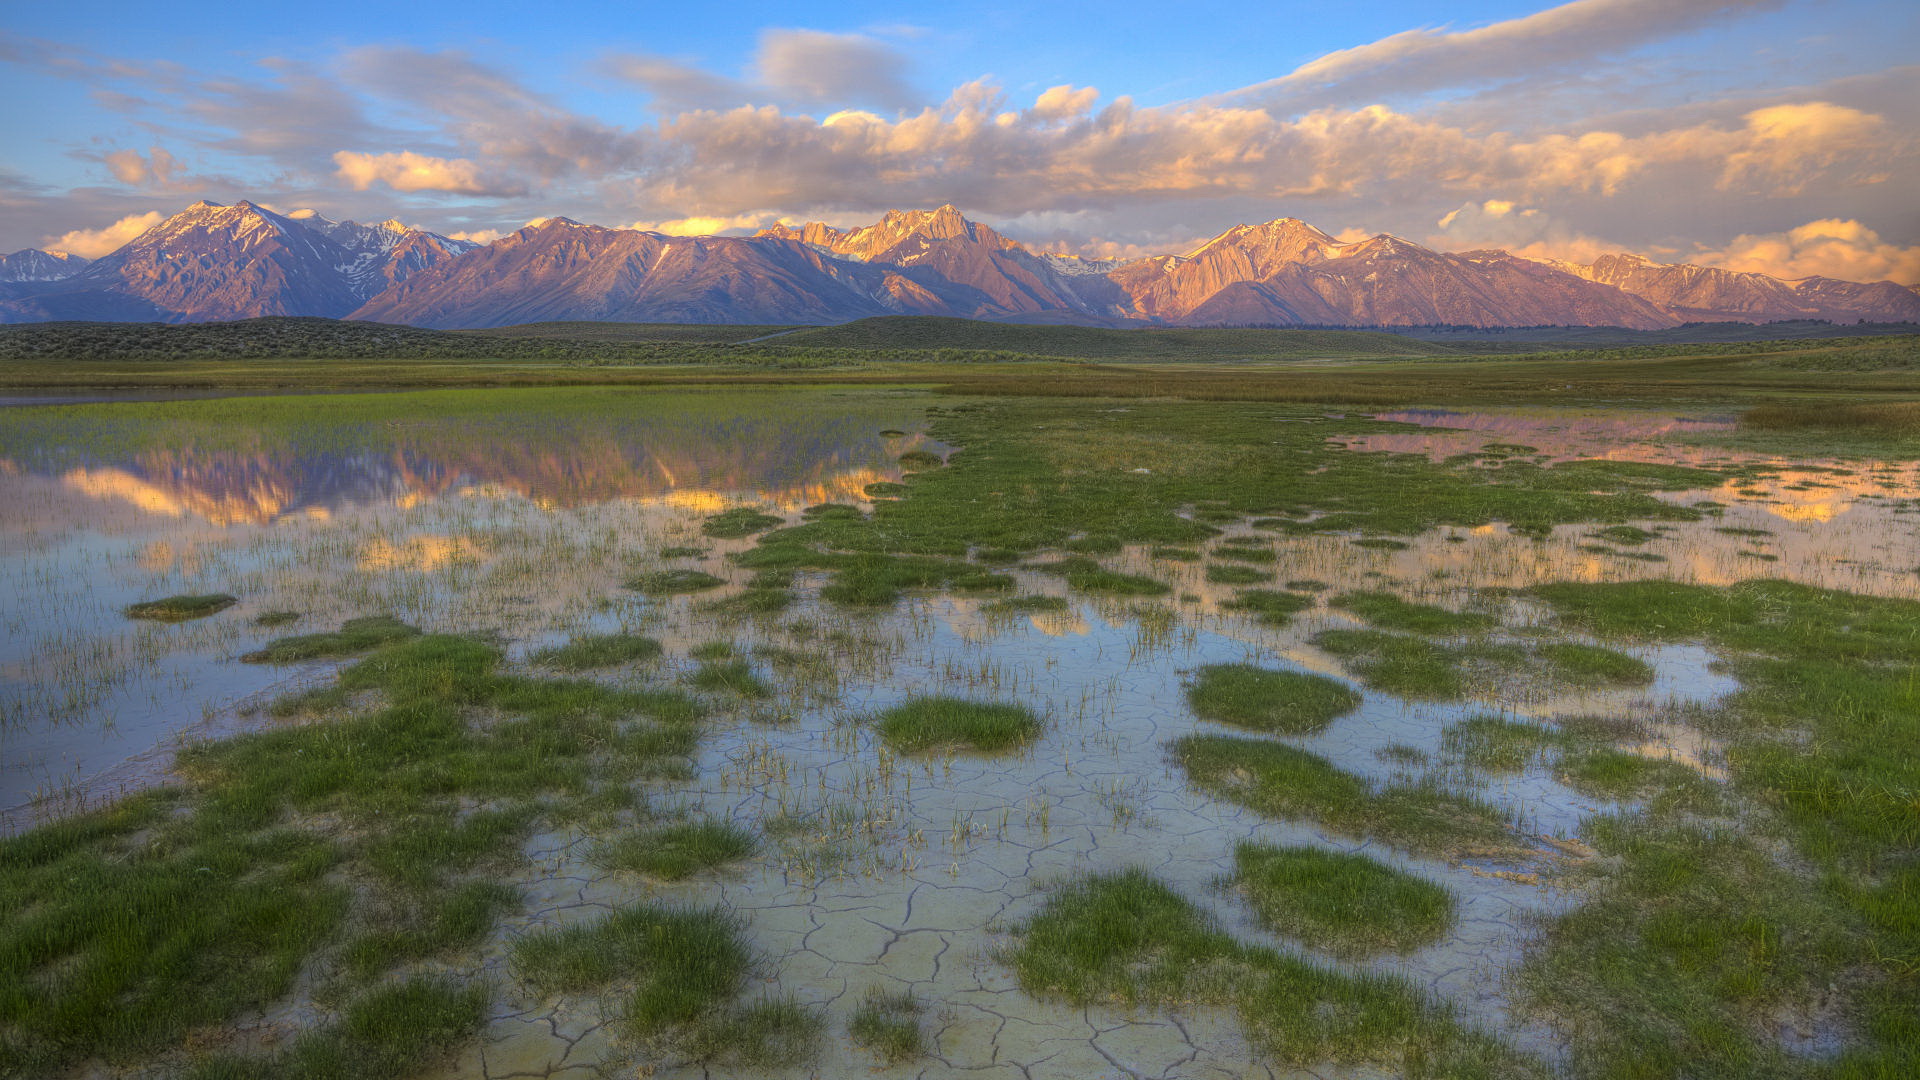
[
  {"xmin": 1206, "ymin": 563, "xmax": 1270, "ymax": 585},
  {"xmin": 847, "ymin": 986, "xmax": 925, "ymax": 1064},
  {"xmin": 874, "ymin": 696, "xmax": 1043, "ymax": 754},
  {"xmin": 530, "ymin": 632, "xmax": 663, "ymax": 670},
  {"xmin": 659, "ymin": 545, "xmax": 708, "ymax": 557},
  {"xmin": 1221, "ymin": 588, "xmax": 1313, "ymax": 626},
  {"xmin": 1231, "ymin": 843, "xmax": 1455, "ymax": 958},
  {"xmin": 252, "ymin": 609, "xmax": 302, "ymax": 627},
  {"xmin": 511, "ymin": 902, "xmax": 749, "ymax": 1037},
  {"xmin": 898, "ymin": 449, "xmax": 945, "ymax": 469},
  {"xmin": 1037, "ymin": 556, "xmax": 1169, "ymax": 596},
  {"xmin": 685, "ymin": 995, "xmax": 822, "ymax": 1068},
  {"xmin": 1313, "ymin": 629, "xmax": 1485, "ymax": 700},
  {"xmin": 1590, "ymin": 525, "xmax": 1658, "ymax": 545},
  {"xmin": 241, "ymin": 615, "xmax": 420, "ymax": 663},
  {"xmin": 1331, "ymin": 591, "xmax": 1496, "ymax": 635},
  {"xmin": 1175, "ymin": 735, "xmax": 1517, "ymax": 856},
  {"xmin": 863, "ymin": 481, "xmax": 907, "ymax": 498},
  {"xmin": 1441, "ymin": 716, "xmax": 1561, "ymax": 773},
  {"xmin": 691, "ymin": 658, "xmax": 771, "ymax": 697},
  {"xmin": 1556, "ymin": 748, "xmax": 1703, "ymax": 801},
  {"xmin": 124, "ymin": 593, "xmax": 237, "ymax": 621},
  {"xmin": 1151, "ymin": 545, "xmax": 1202, "ymax": 561},
  {"xmin": 1009, "ymin": 869, "xmax": 1528, "ymax": 1074},
  {"xmin": 626, "ymin": 568, "xmax": 725, "ymax": 594},
  {"xmin": 981, "ymin": 594, "xmax": 1071, "ymax": 616},
  {"xmin": 187, "ymin": 976, "xmax": 489, "ymax": 1080},
  {"xmin": 1536, "ymin": 642, "xmax": 1654, "ymax": 688},
  {"xmin": 341, "ymin": 881, "xmax": 518, "ymax": 981},
  {"xmin": 592, "ymin": 820, "xmax": 758, "ymax": 880},
  {"xmin": 702, "ymin": 507, "xmax": 784, "ymax": 538},
  {"xmin": 1187, "ymin": 663, "xmax": 1361, "ymax": 735},
  {"xmin": 802, "ymin": 502, "xmax": 865, "ymax": 521},
  {"xmin": 1211, "ymin": 544, "xmax": 1277, "ymax": 563}
]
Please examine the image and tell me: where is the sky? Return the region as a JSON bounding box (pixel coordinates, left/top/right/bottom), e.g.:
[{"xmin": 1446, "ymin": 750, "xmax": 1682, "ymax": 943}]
[{"xmin": 2, "ymin": 0, "xmax": 1916, "ymax": 282}]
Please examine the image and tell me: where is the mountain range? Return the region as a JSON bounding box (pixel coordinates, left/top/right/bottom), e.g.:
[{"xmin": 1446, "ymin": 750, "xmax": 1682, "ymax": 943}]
[{"xmin": 4, "ymin": 200, "xmax": 1917, "ymax": 329}]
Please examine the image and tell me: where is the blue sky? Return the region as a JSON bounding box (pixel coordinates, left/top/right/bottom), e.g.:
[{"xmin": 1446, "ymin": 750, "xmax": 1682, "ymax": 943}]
[{"xmin": 3, "ymin": 0, "xmax": 1916, "ymax": 281}]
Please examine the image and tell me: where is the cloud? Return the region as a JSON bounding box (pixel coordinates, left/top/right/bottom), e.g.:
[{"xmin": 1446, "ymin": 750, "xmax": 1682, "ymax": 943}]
[
  {"xmin": 1226, "ymin": 0, "xmax": 1787, "ymax": 112},
  {"xmin": 625, "ymin": 211, "xmax": 792, "ymax": 235},
  {"xmin": 100, "ymin": 145, "xmax": 186, "ymax": 187},
  {"xmin": 1030, "ymin": 85, "xmax": 1100, "ymax": 122},
  {"xmin": 753, "ymin": 29, "xmax": 918, "ymax": 111},
  {"xmin": 1428, "ymin": 199, "xmax": 1624, "ymax": 263},
  {"xmin": 41, "ymin": 210, "xmax": 162, "ymax": 257},
  {"xmin": 604, "ymin": 53, "xmax": 753, "ymax": 111},
  {"xmin": 1692, "ymin": 219, "xmax": 1920, "ymax": 283},
  {"xmin": 333, "ymin": 150, "xmax": 506, "ymax": 195},
  {"xmin": 445, "ymin": 228, "xmax": 503, "ymax": 244}
]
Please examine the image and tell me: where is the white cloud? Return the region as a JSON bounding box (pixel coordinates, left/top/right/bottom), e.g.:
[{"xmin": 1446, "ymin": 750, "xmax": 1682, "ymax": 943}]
[
  {"xmin": 333, "ymin": 150, "xmax": 504, "ymax": 195},
  {"xmin": 1692, "ymin": 219, "xmax": 1920, "ymax": 283},
  {"xmin": 753, "ymin": 29, "xmax": 918, "ymax": 111},
  {"xmin": 40, "ymin": 210, "xmax": 162, "ymax": 257}
]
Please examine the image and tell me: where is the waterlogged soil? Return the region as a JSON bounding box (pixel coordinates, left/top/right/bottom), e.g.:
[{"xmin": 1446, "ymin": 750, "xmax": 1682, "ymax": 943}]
[{"xmin": 1, "ymin": 391, "xmax": 1913, "ymax": 1078}]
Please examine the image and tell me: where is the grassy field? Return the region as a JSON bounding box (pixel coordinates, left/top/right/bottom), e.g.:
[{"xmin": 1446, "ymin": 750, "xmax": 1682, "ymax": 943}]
[{"xmin": 1, "ymin": 320, "xmax": 1917, "ymax": 1077}]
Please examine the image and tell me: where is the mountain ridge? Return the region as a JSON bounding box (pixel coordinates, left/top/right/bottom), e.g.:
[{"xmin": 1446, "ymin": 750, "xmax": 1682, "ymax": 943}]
[{"xmin": 4, "ymin": 200, "xmax": 1916, "ymax": 329}]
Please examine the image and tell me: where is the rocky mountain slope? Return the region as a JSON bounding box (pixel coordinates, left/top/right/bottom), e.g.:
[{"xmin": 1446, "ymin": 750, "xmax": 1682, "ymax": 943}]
[{"xmin": 3, "ymin": 200, "xmax": 1914, "ymax": 329}]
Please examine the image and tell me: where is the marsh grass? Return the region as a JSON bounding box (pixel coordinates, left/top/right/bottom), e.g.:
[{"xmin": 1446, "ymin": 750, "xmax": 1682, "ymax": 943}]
[
  {"xmin": 874, "ymin": 696, "xmax": 1043, "ymax": 754},
  {"xmin": 1205, "ymin": 564, "xmax": 1270, "ymax": 585},
  {"xmin": 847, "ymin": 986, "xmax": 924, "ymax": 1064},
  {"xmin": 1187, "ymin": 663, "xmax": 1361, "ymax": 735},
  {"xmin": 185, "ymin": 976, "xmax": 489, "ymax": 1080},
  {"xmin": 252, "ymin": 609, "xmax": 302, "ymax": 627},
  {"xmin": 1330, "ymin": 591, "xmax": 1496, "ymax": 635},
  {"xmin": 530, "ymin": 632, "xmax": 662, "ymax": 671},
  {"xmin": 1314, "ymin": 629, "xmax": 1650, "ymax": 700},
  {"xmin": 1037, "ymin": 556, "xmax": 1169, "ymax": 596},
  {"xmin": 124, "ymin": 593, "xmax": 237, "ymax": 622},
  {"xmin": 1231, "ymin": 843, "xmax": 1456, "ymax": 958},
  {"xmin": 340, "ymin": 881, "xmax": 518, "ymax": 981},
  {"xmin": 702, "ymin": 507, "xmax": 785, "ymax": 539},
  {"xmin": 626, "ymin": 569, "xmax": 725, "ymax": 594},
  {"xmin": 1009, "ymin": 869, "xmax": 1530, "ymax": 1074},
  {"xmin": 1440, "ymin": 716, "xmax": 1562, "ymax": 773},
  {"xmin": 1175, "ymin": 735, "xmax": 1519, "ymax": 857},
  {"xmin": 241, "ymin": 615, "xmax": 420, "ymax": 663},
  {"xmin": 981, "ymin": 595, "xmax": 1071, "ymax": 616},
  {"xmin": 511, "ymin": 902, "xmax": 750, "ymax": 1039},
  {"xmin": 691, "ymin": 657, "xmax": 772, "ymax": 697},
  {"xmin": 1222, "ymin": 588, "xmax": 1315, "ymax": 626},
  {"xmin": 592, "ymin": 819, "xmax": 758, "ymax": 880},
  {"xmin": 685, "ymin": 995, "xmax": 823, "ymax": 1068},
  {"xmin": 897, "ymin": 449, "xmax": 944, "ymax": 469}
]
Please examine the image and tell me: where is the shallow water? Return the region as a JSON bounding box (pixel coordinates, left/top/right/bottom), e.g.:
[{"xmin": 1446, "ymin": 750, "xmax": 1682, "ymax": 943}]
[{"xmin": 0, "ymin": 392, "xmax": 1911, "ymax": 1077}]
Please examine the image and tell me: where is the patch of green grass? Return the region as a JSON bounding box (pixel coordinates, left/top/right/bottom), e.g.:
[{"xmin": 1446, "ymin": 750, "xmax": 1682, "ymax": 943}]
[
  {"xmin": 982, "ymin": 594, "xmax": 1071, "ymax": 616},
  {"xmin": 1555, "ymin": 748, "xmax": 1703, "ymax": 801},
  {"xmin": 1151, "ymin": 545, "xmax": 1202, "ymax": 561},
  {"xmin": 1036, "ymin": 556, "xmax": 1170, "ymax": 596},
  {"xmin": 1441, "ymin": 716, "xmax": 1561, "ymax": 773},
  {"xmin": 1186, "ymin": 663, "xmax": 1361, "ymax": 735},
  {"xmin": 701, "ymin": 585, "xmax": 794, "ymax": 616},
  {"xmin": 186, "ymin": 976, "xmax": 489, "ymax": 1080},
  {"xmin": 252, "ymin": 609, "xmax": 302, "ymax": 627},
  {"xmin": 1590, "ymin": 525, "xmax": 1658, "ymax": 545},
  {"xmin": 873, "ymin": 696, "xmax": 1044, "ymax": 754},
  {"xmin": 691, "ymin": 658, "xmax": 771, "ymax": 697},
  {"xmin": 1174, "ymin": 735, "xmax": 1518, "ymax": 857},
  {"xmin": 530, "ymin": 632, "xmax": 663, "ymax": 670},
  {"xmin": 1231, "ymin": 843, "xmax": 1456, "ymax": 958},
  {"xmin": 124, "ymin": 593, "xmax": 238, "ymax": 622},
  {"xmin": 1211, "ymin": 544, "xmax": 1277, "ymax": 563},
  {"xmin": 802, "ymin": 502, "xmax": 865, "ymax": 521},
  {"xmin": 1313, "ymin": 629, "xmax": 1485, "ymax": 700},
  {"xmin": 702, "ymin": 507, "xmax": 784, "ymax": 539},
  {"xmin": 863, "ymin": 481, "xmax": 907, "ymax": 498},
  {"xmin": 626, "ymin": 568, "xmax": 725, "ymax": 594},
  {"xmin": 341, "ymin": 881, "xmax": 519, "ymax": 982},
  {"xmin": 898, "ymin": 449, "xmax": 945, "ymax": 469},
  {"xmin": 685, "ymin": 995, "xmax": 822, "ymax": 1068},
  {"xmin": 659, "ymin": 545, "xmax": 709, "ymax": 557},
  {"xmin": 1331, "ymin": 591, "xmax": 1496, "ymax": 635},
  {"xmin": 847, "ymin": 986, "xmax": 925, "ymax": 1064},
  {"xmin": 1221, "ymin": 588, "xmax": 1313, "ymax": 626},
  {"xmin": 1205, "ymin": 563, "xmax": 1270, "ymax": 585},
  {"xmin": 1353, "ymin": 537, "xmax": 1410, "ymax": 551},
  {"xmin": 240, "ymin": 615, "xmax": 421, "ymax": 663},
  {"xmin": 511, "ymin": 902, "xmax": 749, "ymax": 1038},
  {"xmin": 591, "ymin": 820, "xmax": 758, "ymax": 880},
  {"xmin": 1536, "ymin": 642, "xmax": 1654, "ymax": 688},
  {"xmin": 1008, "ymin": 869, "xmax": 1530, "ymax": 1075}
]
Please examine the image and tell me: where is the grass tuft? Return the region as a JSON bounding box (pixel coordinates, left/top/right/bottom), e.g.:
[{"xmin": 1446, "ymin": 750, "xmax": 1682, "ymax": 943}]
[
  {"xmin": 1231, "ymin": 843, "xmax": 1455, "ymax": 958},
  {"xmin": 592, "ymin": 820, "xmax": 758, "ymax": 880},
  {"xmin": 125, "ymin": 593, "xmax": 237, "ymax": 622},
  {"xmin": 874, "ymin": 695, "xmax": 1043, "ymax": 754},
  {"xmin": 1187, "ymin": 663, "xmax": 1361, "ymax": 735},
  {"xmin": 529, "ymin": 632, "xmax": 662, "ymax": 670},
  {"xmin": 241, "ymin": 615, "xmax": 420, "ymax": 663}
]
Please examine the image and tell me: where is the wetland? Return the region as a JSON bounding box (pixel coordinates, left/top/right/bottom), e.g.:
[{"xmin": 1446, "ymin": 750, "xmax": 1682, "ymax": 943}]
[{"xmin": 1, "ymin": 352, "xmax": 1916, "ymax": 1079}]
